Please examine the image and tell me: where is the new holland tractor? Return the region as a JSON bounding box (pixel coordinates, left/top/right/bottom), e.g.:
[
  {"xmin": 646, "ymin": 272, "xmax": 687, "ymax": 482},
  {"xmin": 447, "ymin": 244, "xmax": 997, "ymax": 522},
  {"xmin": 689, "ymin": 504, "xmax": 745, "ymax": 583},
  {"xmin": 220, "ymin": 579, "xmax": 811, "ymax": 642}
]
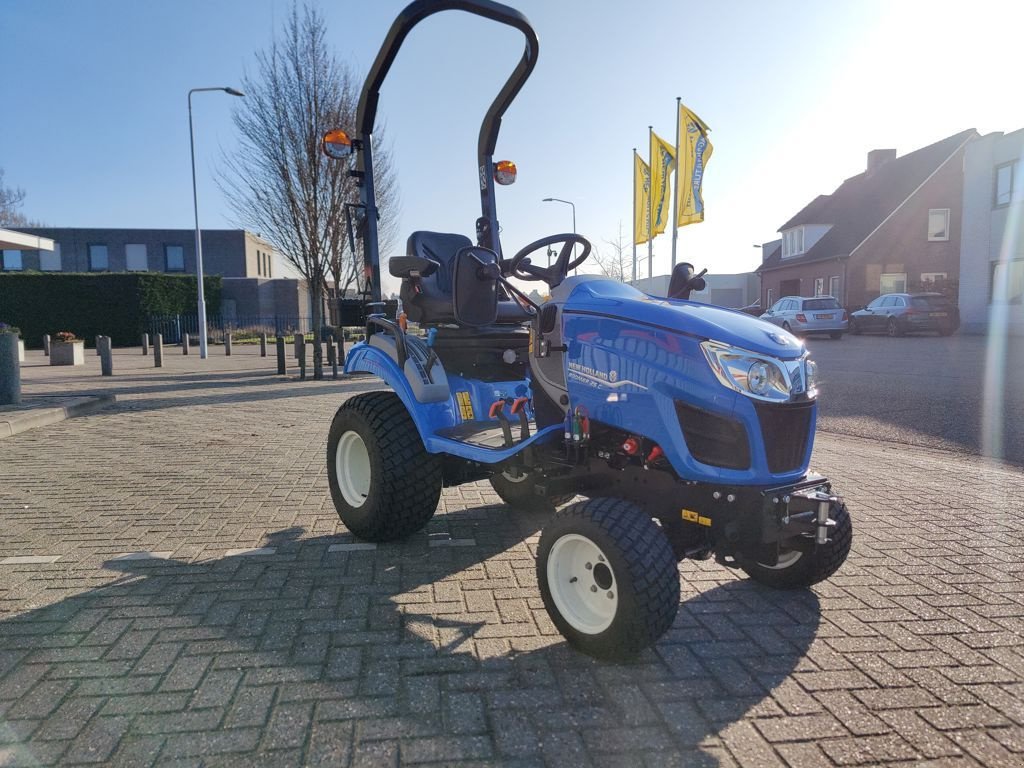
[{"xmin": 322, "ymin": 0, "xmax": 852, "ymax": 660}]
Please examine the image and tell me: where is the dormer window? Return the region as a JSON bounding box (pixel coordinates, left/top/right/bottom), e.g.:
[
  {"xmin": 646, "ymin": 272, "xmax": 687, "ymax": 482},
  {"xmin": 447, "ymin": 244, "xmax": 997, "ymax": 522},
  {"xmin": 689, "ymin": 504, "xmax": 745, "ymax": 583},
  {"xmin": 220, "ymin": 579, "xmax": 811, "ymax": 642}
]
[{"xmin": 782, "ymin": 227, "xmax": 805, "ymax": 258}]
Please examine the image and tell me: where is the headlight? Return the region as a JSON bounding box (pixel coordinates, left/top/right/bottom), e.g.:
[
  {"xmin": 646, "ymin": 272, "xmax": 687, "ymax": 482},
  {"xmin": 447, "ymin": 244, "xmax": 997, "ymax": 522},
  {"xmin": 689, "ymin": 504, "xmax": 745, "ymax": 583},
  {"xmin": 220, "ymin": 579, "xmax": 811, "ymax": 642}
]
[{"xmin": 700, "ymin": 341, "xmax": 814, "ymax": 403}]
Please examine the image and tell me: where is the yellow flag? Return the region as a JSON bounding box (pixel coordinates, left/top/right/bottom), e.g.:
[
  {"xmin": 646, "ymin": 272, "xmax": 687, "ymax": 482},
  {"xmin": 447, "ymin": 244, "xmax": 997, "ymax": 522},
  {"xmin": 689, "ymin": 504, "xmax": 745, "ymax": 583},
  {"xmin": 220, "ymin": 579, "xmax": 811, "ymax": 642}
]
[
  {"xmin": 676, "ymin": 103, "xmax": 713, "ymax": 227},
  {"xmin": 633, "ymin": 153, "xmax": 651, "ymax": 245},
  {"xmin": 650, "ymin": 131, "xmax": 676, "ymax": 236}
]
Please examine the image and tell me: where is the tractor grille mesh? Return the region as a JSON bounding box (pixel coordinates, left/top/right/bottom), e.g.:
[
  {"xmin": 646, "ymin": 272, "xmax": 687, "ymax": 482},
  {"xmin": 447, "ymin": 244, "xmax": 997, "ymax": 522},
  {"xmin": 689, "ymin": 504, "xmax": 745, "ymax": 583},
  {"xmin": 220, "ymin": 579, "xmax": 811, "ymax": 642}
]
[
  {"xmin": 674, "ymin": 402, "xmax": 751, "ymax": 470},
  {"xmin": 755, "ymin": 401, "xmax": 814, "ymax": 474}
]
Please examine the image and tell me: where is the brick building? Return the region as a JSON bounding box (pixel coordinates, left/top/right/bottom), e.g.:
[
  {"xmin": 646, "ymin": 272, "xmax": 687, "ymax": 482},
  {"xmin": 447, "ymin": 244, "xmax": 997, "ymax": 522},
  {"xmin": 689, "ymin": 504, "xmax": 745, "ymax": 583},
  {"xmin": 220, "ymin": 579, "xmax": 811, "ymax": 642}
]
[{"xmin": 756, "ymin": 129, "xmax": 977, "ymax": 310}]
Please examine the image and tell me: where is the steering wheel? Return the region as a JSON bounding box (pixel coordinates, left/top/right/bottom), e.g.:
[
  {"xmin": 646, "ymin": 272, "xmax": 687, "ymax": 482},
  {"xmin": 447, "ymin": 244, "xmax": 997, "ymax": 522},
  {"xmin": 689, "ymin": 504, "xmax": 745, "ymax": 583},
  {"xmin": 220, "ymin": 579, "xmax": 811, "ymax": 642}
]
[{"xmin": 506, "ymin": 233, "xmax": 592, "ymax": 288}]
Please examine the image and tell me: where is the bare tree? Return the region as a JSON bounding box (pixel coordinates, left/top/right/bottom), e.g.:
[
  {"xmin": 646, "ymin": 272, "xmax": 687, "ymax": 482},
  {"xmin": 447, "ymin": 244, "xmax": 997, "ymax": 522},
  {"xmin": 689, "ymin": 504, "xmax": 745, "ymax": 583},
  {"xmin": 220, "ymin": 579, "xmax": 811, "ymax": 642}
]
[
  {"xmin": 0, "ymin": 168, "xmax": 29, "ymax": 227},
  {"xmin": 221, "ymin": 3, "xmax": 398, "ymax": 378},
  {"xmin": 591, "ymin": 220, "xmax": 632, "ymax": 283}
]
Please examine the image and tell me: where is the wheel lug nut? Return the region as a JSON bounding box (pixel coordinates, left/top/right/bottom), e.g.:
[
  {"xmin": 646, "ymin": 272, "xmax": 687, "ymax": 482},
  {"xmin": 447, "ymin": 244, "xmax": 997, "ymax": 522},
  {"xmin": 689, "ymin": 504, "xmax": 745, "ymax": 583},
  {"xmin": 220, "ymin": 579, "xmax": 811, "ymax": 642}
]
[
  {"xmin": 607, "ymin": 592, "xmax": 614, "ymax": 599},
  {"xmin": 598, "ymin": 555, "xmax": 605, "ymax": 562},
  {"xmin": 590, "ymin": 585, "xmax": 597, "ymax": 593},
  {"xmin": 585, "ymin": 563, "xmax": 592, "ymax": 570}
]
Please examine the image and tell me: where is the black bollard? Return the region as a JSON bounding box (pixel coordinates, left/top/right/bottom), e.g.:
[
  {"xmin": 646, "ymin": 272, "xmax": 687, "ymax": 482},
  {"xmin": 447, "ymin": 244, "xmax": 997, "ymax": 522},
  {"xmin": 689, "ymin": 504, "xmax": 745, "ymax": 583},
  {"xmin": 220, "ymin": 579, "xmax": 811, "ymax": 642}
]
[
  {"xmin": 297, "ymin": 334, "xmax": 306, "ymax": 381},
  {"xmin": 276, "ymin": 336, "xmax": 286, "ymax": 375},
  {"xmin": 141, "ymin": 333, "xmax": 149, "ymax": 356},
  {"xmin": 99, "ymin": 336, "xmax": 113, "ymax": 376},
  {"xmin": 259, "ymin": 333, "xmax": 267, "ymax": 357},
  {"xmin": 225, "ymin": 333, "xmax": 232, "ymax": 356},
  {"xmin": 154, "ymin": 334, "xmax": 163, "ymax": 368},
  {"xmin": 43, "ymin": 334, "xmax": 50, "ymax": 357},
  {"xmin": 182, "ymin": 333, "xmax": 190, "ymax": 355}
]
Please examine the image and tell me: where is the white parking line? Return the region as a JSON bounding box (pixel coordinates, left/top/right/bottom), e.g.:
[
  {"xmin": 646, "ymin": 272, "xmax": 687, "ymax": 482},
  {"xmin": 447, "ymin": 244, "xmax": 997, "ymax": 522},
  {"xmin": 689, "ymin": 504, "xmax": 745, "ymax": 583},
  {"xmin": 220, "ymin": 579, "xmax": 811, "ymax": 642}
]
[
  {"xmin": 0, "ymin": 555, "xmax": 61, "ymax": 565},
  {"xmin": 110, "ymin": 552, "xmax": 172, "ymax": 561},
  {"xmin": 328, "ymin": 542, "xmax": 378, "ymax": 552},
  {"xmin": 224, "ymin": 547, "xmax": 276, "ymax": 557}
]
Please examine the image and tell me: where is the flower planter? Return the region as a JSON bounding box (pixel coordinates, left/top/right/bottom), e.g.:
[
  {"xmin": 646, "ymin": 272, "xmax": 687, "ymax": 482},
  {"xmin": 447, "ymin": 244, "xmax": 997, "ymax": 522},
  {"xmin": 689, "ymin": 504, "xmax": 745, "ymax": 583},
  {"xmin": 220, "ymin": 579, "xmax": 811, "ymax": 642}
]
[
  {"xmin": 50, "ymin": 340, "xmax": 85, "ymax": 366},
  {"xmin": 0, "ymin": 334, "xmax": 20, "ymax": 405}
]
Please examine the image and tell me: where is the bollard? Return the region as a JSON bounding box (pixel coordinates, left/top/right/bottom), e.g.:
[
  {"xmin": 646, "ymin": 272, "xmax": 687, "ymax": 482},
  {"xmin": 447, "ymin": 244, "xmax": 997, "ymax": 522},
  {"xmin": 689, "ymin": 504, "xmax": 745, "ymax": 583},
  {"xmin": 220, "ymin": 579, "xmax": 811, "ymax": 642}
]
[
  {"xmin": 141, "ymin": 333, "xmax": 149, "ymax": 356},
  {"xmin": 326, "ymin": 340, "xmax": 336, "ymax": 367},
  {"xmin": 154, "ymin": 333, "xmax": 163, "ymax": 368},
  {"xmin": 276, "ymin": 336, "xmax": 286, "ymax": 375},
  {"xmin": 311, "ymin": 338, "xmax": 323, "ymax": 380},
  {"xmin": 225, "ymin": 333, "xmax": 232, "ymax": 356},
  {"xmin": 297, "ymin": 335, "xmax": 306, "ymax": 381},
  {"xmin": 95, "ymin": 335, "xmax": 102, "ymax": 355},
  {"xmin": 259, "ymin": 333, "xmax": 267, "ymax": 357},
  {"xmin": 99, "ymin": 336, "xmax": 113, "ymax": 376},
  {"xmin": 43, "ymin": 334, "xmax": 50, "ymax": 357},
  {"xmin": 182, "ymin": 333, "xmax": 190, "ymax": 355},
  {"xmin": 293, "ymin": 333, "xmax": 302, "ymax": 360}
]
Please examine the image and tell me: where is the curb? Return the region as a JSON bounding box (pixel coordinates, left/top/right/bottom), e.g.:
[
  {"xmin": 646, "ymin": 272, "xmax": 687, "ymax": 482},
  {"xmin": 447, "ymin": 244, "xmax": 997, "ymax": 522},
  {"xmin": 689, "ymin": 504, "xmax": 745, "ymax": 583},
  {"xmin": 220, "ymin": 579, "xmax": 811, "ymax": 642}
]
[{"xmin": 0, "ymin": 394, "xmax": 117, "ymax": 439}]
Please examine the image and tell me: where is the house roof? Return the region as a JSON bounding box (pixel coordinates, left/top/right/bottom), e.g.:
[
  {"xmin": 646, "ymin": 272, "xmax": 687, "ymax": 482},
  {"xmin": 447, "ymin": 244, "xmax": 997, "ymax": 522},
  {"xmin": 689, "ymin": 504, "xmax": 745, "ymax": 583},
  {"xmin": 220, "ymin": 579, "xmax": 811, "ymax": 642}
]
[{"xmin": 758, "ymin": 129, "xmax": 977, "ymax": 274}]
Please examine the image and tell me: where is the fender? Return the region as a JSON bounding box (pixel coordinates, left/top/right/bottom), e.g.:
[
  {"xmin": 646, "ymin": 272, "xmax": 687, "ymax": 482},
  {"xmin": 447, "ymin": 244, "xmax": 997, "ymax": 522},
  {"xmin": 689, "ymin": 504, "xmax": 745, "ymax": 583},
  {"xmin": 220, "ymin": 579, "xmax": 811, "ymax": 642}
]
[{"xmin": 345, "ymin": 342, "xmax": 459, "ymax": 443}]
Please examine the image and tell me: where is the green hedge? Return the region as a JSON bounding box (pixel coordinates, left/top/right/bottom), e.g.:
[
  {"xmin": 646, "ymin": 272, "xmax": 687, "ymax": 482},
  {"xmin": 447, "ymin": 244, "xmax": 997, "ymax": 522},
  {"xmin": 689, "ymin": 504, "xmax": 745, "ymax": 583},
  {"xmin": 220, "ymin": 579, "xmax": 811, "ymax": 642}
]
[{"xmin": 0, "ymin": 273, "xmax": 222, "ymax": 348}]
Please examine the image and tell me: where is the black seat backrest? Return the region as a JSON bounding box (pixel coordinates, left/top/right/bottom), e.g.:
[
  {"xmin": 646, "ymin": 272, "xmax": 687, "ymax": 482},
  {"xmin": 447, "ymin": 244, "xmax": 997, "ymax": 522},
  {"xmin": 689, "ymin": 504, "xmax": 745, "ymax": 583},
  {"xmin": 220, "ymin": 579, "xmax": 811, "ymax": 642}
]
[{"xmin": 400, "ymin": 231, "xmax": 533, "ymax": 326}]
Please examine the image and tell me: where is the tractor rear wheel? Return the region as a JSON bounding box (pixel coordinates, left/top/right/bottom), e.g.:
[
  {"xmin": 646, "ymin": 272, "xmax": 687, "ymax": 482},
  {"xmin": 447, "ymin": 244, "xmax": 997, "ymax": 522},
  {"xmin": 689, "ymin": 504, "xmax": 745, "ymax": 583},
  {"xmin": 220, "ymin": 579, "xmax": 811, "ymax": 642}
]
[
  {"xmin": 740, "ymin": 502, "xmax": 852, "ymax": 589},
  {"xmin": 537, "ymin": 498, "xmax": 680, "ymax": 660},
  {"xmin": 327, "ymin": 392, "xmax": 442, "ymax": 542},
  {"xmin": 490, "ymin": 468, "xmax": 572, "ymax": 512}
]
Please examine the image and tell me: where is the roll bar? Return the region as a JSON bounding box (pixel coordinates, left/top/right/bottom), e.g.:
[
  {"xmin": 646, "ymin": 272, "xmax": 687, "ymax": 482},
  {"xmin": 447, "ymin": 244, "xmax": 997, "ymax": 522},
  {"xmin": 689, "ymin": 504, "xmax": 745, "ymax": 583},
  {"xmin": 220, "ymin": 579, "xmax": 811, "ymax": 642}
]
[{"xmin": 354, "ymin": 0, "xmax": 539, "ymax": 302}]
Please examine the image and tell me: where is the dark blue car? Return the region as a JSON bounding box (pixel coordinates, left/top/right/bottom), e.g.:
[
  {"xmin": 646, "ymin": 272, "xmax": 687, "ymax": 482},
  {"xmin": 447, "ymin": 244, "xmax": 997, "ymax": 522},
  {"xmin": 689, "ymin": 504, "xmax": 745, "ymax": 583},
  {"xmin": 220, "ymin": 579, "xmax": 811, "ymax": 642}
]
[{"xmin": 850, "ymin": 292, "xmax": 959, "ymax": 336}]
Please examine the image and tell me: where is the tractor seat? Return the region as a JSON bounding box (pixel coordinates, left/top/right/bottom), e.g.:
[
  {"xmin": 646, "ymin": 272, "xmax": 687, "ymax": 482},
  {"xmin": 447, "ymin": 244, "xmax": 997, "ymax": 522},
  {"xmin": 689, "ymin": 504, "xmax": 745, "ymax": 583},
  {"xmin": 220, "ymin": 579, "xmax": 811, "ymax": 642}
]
[{"xmin": 397, "ymin": 231, "xmax": 534, "ymax": 326}]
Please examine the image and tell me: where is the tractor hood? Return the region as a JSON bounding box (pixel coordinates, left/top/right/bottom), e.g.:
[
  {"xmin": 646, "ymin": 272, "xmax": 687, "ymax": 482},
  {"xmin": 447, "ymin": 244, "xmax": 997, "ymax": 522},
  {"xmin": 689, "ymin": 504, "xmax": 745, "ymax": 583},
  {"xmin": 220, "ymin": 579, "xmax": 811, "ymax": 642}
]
[{"xmin": 560, "ymin": 278, "xmax": 805, "ymax": 359}]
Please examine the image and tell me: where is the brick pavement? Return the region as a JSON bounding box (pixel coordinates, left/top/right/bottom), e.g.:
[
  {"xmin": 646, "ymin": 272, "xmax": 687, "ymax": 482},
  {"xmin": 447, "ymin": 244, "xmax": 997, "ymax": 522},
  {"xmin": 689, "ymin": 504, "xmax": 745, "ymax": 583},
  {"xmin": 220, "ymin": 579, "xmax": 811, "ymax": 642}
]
[{"xmin": 0, "ymin": 350, "xmax": 1023, "ymax": 766}]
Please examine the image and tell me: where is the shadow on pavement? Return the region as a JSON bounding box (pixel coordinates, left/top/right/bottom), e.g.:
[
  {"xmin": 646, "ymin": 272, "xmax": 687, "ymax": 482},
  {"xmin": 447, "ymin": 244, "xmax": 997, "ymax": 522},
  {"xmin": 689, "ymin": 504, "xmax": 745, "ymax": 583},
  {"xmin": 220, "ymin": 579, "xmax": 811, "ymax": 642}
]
[{"xmin": 0, "ymin": 513, "xmax": 820, "ymax": 765}]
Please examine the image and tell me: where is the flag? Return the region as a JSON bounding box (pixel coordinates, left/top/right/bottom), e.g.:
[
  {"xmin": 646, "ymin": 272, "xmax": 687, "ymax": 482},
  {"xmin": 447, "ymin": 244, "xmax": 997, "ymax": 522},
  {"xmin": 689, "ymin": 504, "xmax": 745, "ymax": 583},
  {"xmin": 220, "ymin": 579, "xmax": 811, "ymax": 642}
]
[
  {"xmin": 633, "ymin": 153, "xmax": 651, "ymax": 245},
  {"xmin": 676, "ymin": 103, "xmax": 713, "ymax": 227},
  {"xmin": 650, "ymin": 131, "xmax": 676, "ymax": 235}
]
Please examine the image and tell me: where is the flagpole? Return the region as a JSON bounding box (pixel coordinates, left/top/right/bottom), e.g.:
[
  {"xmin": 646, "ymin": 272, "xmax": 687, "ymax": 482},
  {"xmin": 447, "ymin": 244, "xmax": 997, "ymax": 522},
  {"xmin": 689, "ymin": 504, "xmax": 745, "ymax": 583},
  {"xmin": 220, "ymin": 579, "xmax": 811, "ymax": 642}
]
[
  {"xmin": 647, "ymin": 125, "xmax": 654, "ymax": 283},
  {"xmin": 631, "ymin": 148, "xmax": 637, "ymax": 284},
  {"xmin": 671, "ymin": 97, "xmax": 681, "ymax": 269}
]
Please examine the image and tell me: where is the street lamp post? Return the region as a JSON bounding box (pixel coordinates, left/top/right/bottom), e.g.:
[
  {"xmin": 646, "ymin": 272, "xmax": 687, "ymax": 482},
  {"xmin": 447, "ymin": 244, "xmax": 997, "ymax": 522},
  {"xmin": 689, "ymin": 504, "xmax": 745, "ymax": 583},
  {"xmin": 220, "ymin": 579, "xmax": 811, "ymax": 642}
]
[
  {"xmin": 542, "ymin": 197, "xmax": 576, "ymax": 274},
  {"xmin": 188, "ymin": 86, "xmax": 244, "ymax": 359}
]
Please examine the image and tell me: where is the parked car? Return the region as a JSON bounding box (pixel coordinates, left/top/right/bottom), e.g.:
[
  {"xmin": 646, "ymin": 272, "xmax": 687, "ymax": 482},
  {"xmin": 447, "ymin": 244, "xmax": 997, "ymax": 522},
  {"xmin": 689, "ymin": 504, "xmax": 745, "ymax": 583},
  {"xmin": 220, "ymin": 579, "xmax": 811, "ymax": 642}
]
[
  {"xmin": 850, "ymin": 293, "xmax": 959, "ymax": 336},
  {"xmin": 760, "ymin": 295, "xmax": 849, "ymax": 338},
  {"xmin": 736, "ymin": 299, "xmax": 761, "ymax": 316}
]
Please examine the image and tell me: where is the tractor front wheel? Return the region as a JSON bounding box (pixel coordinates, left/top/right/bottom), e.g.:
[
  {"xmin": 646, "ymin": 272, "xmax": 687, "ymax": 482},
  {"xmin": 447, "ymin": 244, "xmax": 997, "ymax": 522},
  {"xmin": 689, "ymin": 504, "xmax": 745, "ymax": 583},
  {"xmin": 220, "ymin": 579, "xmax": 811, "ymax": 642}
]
[
  {"xmin": 327, "ymin": 392, "xmax": 442, "ymax": 542},
  {"xmin": 537, "ymin": 498, "xmax": 680, "ymax": 660},
  {"xmin": 740, "ymin": 502, "xmax": 852, "ymax": 589}
]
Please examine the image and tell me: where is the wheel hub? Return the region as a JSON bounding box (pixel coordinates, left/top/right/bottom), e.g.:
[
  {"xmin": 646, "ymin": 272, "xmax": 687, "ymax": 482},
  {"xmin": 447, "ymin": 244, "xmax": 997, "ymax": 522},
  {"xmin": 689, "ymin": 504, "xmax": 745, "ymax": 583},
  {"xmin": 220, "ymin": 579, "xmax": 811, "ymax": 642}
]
[
  {"xmin": 547, "ymin": 534, "xmax": 617, "ymax": 634},
  {"xmin": 335, "ymin": 430, "xmax": 371, "ymax": 508}
]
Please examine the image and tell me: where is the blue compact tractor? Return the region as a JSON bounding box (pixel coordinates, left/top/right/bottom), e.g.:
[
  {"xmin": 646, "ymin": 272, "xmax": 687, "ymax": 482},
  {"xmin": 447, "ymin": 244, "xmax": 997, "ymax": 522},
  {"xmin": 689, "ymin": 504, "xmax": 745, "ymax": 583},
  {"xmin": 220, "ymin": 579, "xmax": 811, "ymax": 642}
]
[{"xmin": 323, "ymin": 0, "xmax": 851, "ymax": 660}]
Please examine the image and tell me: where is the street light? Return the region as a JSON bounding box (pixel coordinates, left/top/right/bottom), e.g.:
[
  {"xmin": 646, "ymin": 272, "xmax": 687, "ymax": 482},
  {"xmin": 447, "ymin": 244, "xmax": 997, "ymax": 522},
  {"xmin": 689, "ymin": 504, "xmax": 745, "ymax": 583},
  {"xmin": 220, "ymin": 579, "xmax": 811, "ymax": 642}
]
[
  {"xmin": 189, "ymin": 86, "xmax": 244, "ymax": 359},
  {"xmin": 542, "ymin": 197, "xmax": 576, "ymax": 274}
]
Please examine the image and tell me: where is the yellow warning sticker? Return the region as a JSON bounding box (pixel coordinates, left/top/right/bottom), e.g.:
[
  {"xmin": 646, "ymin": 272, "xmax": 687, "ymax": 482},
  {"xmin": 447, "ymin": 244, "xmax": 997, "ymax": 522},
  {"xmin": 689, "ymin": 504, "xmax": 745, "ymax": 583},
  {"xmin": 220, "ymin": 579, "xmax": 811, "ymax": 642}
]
[
  {"xmin": 456, "ymin": 391, "xmax": 475, "ymax": 420},
  {"xmin": 681, "ymin": 509, "xmax": 712, "ymax": 527}
]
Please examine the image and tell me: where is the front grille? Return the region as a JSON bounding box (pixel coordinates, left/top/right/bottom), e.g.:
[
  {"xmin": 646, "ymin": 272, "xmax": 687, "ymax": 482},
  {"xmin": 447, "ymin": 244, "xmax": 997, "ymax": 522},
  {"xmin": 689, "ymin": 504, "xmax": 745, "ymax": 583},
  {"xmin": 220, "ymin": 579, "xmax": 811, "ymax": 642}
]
[
  {"xmin": 755, "ymin": 401, "xmax": 813, "ymax": 473},
  {"xmin": 674, "ymin": 402, "xmax": 751, "ymax": 470}
]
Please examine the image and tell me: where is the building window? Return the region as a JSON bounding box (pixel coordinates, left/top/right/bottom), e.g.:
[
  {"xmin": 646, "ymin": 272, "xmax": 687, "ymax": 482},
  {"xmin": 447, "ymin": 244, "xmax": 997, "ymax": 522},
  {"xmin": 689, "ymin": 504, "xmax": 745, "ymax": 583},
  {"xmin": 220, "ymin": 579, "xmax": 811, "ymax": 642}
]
[
  {"xmin": 1, "ymin": 250, "xmax": 23, "ymax": 271},
  {"xmin": 829, "ymin": 275, "xmax": 840, "ymax": 299},
  {"xmin": 995, "ymin": 162, "xmax": 1015, "ymax": 208},
  {"xmin": 992, "ymin": 260, "xmax": 1024, "ymax": 304},
  {"xmin": 88, "ymin": 244, "xmax": 109, "ymax": 271},
  {"xmin": 39, "ymin": 243, "xmax": 61, "ymax": 271},
  {"xmin": 782, "ymin": 227, "xmax": 805, "ymax": 258},
  {"xmin": 880, "ymin": 272, "xmax": 907, "ymax": 294},
  {"xmin": 814, "ymin": 277, "xmax": 825, "ymax": 296},
  {"xmin": 927, "ymin": 208, "xmax": 950, "ymax": 241},
  {"xmin": 920, "ymin": 272, "xmax": 947, "ymax": 284},
  {"xmin": 265, "ymin": 252, "xmax": 271, "ymax": 278},
  {"xmin": 126, "ymin": 244, "xmax": 148, "ymax": 271},
  {"xmin": 165, "ymin": 245, "xmax": 185, "ymax": 272}
]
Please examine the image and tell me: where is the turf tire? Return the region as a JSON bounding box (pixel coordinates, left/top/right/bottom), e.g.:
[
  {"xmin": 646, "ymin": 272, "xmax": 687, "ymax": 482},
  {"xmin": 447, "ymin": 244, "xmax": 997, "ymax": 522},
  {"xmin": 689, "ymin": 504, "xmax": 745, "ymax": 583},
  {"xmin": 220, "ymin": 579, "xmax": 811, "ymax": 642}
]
[
  {"xmin": 327, "ymin": 391, "xmax": 442, "ymax": 542},
  {"xmin": 537, "ymin": 498, "xmax": 680, "ymax": 660},
  {"xmin": 490, "ymin": 469, "xmax": 573, "ymax": 512},
  {"xmin": 740, "ymin": 502, "xmax": 852, "ymax": 589}
]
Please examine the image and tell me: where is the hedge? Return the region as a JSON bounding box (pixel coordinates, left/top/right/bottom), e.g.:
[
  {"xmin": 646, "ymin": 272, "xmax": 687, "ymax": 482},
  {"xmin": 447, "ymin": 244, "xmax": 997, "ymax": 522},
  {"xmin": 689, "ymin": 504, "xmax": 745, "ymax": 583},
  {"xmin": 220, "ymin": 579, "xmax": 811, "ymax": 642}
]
[{"xmin": 0, "ymin": 273, "xmax": 222, "ymax": 348}]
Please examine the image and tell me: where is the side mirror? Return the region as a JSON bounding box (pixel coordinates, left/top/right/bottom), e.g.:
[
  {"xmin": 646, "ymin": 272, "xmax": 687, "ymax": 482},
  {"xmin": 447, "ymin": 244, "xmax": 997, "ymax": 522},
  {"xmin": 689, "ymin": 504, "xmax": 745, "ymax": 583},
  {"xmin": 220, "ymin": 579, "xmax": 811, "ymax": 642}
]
[
  {"xmin": 667, "ymin": 262, "xmax": 707, "ymax": 300},
  {"xmin": 453, "ymin": 247, "xmax": 500, "ymax": 327}
]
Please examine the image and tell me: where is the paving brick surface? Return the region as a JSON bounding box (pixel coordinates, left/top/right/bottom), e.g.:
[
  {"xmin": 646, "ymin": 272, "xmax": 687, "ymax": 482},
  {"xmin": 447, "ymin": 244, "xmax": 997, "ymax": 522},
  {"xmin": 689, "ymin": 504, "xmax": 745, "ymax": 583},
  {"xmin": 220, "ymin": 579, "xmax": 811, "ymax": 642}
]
[{"xmin": 0, "ymin": 348, "xmax": 1022, "ymax": 765}]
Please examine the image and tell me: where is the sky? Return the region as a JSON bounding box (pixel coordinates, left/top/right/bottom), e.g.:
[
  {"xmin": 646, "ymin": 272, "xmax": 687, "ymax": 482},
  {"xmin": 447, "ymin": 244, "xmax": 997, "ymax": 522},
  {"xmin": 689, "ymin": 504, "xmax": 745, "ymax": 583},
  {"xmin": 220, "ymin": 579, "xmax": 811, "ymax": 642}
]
[{"xmin": 3, "ymin": 0, "xmax": 1024, "ymax": 293}]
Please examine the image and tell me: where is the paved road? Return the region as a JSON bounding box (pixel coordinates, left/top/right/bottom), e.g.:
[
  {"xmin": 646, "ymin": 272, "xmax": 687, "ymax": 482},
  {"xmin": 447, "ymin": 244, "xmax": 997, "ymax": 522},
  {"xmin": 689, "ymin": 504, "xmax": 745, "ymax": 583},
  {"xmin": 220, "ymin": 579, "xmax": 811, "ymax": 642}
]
[
  {"xmin": 1, "ymin": 349, "xmax": 1022, "ymax": 766},
  {"xmin": 806, "ymin": 333, "xmax": 1024, "ymax": 466}
]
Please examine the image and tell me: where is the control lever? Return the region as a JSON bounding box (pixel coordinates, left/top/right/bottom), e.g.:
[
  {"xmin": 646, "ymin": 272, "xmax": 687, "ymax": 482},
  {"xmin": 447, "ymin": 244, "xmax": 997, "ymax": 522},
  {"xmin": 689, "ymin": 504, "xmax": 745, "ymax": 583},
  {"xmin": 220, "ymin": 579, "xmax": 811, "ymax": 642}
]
[
  {"xmin": 509, "ymin": 397, "xmax": 531, "ymax": 441},
  {"xmin": 488, "ymin": 400, "xmax": 514, "ymax": 447}
]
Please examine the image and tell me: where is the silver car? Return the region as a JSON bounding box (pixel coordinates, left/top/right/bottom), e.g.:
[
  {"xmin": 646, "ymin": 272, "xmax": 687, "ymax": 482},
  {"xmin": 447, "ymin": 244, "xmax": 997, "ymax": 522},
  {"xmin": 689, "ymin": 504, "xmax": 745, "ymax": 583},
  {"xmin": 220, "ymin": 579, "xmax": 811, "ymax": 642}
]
[{"xmin": 761, "ymin": 295, "xmax": 849, "ymax": 339}]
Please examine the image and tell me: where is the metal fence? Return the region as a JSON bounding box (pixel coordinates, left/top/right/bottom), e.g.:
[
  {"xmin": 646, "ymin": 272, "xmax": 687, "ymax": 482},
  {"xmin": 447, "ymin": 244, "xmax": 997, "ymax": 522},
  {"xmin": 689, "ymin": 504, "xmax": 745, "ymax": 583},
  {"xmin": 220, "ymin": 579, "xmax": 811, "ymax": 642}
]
[{"xmin": 147, "ymin": 314, "xmax": 313, "ymax": 344}]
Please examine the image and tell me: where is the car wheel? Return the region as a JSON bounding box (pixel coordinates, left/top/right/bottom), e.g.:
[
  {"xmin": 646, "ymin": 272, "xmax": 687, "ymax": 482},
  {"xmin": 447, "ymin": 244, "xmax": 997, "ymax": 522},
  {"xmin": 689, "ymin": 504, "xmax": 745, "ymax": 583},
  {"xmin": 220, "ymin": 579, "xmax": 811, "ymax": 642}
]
[
  {"xmin": 830, "ymin": 332, "xmax": 843, "ymax": 340},
  {"xmin": 886, "ymin": 317, "xmax": 903, "ymax": 337},
  {"xmin": 782, "ymin": 322, "xmax": 792, "ymax": 333},
  {"xmin": 851, "ymin": 319, "xmax": 861, "ymax": 335}
]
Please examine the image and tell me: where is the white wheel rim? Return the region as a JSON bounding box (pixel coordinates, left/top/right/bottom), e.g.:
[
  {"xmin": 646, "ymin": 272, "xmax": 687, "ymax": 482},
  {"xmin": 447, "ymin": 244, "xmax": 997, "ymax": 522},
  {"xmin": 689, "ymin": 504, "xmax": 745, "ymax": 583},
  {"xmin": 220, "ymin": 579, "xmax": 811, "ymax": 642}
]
[
  {"xmin": 335, "ymin": 431, "xmax": 371, "ymax": 508},
  {"xmin": 501, "ymin": 469, "xmax": 529, "ymax": 483},
  {"xmin": 762, "ymin": 550, "xmax": 802, "ymax": 570},
  {"xmin": 547, "ymin": 534, "xmax": 617, "ymax": 634}
]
